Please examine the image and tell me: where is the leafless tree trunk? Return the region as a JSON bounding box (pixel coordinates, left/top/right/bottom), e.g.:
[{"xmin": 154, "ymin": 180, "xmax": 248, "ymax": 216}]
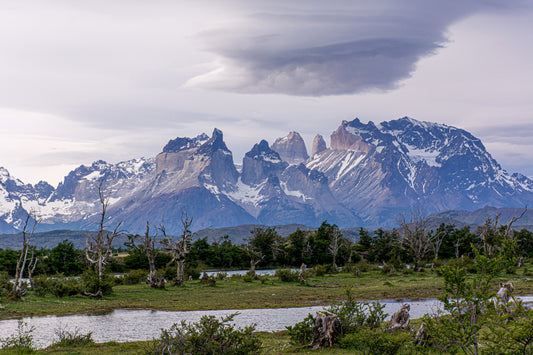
[
  {"xmin": 398, "ymin": 208, "xmax": 434, "ymax": 269},
  {"xmin": 160, "ymin": 211, "xmax": 193, "ymax": 287},
  {"xmin": 85, "ymin": 181, "xmax": 122, "ymax": 289},
  {"xmin": 478, "ymin": 216, "xmax": 499, "ymax": 258},
  {"xmin": 249, "ymin": 253, "xmax": 263, "ymax": 273},
  {"xmin": 27, "ymin": 246, "xmax": 39, "ymax": 290},
  {"xmin": 127, "ymin": 221, "xmax": 165, "ymax": 288},
  {"xmin": 13, "ymin": 210, "xmax": 40, "ymax": 299},
  {"xmin": 504, "ymin": 205, "xmax": 528, "ymax": 238},
  {"xmin": 328, "ymin": 229, "xmax": 342, "ymax": 271},
  {"xmin": 432, "ymin": 230, "xmax": 446, "ymax": 262}
]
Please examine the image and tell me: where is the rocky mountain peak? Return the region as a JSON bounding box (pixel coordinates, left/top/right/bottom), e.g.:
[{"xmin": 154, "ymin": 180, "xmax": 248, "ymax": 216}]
[
  {"xmin": 197, "ymin": 128, "xmax": 230, "ymax": 155},
  {"xmin": 162, "ymin": 133, "xmax": 209, "ymax": 153},
  {"xmin": 311, "ymin": 134, "xmax": 327, "ymax": 156},
  {"xmin": 242, "ymin": 140, "xmax": 288, "ymax": 186},
  {"xmin": 271, "ymin": 131, "xmax": 309, "ymax": 164},
  {"xmin": 330, "ymin": 119, "xmax": 375, "ymax": 153}
]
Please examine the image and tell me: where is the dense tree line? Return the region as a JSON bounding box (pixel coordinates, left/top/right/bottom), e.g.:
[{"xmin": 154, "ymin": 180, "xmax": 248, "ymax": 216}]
[{"xmin": 2, "ymin": 221, "xmax": 533, "ymax": 278}]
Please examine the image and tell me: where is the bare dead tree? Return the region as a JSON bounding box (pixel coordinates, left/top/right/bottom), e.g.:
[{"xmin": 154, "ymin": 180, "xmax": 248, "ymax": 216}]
[
  {"xmin": 398, "ymin": 208, "xmax": 434, "ymax": 269},
  {"xmin": 27, "ymin": 246, "xmax": 39, "ymax": 290},
  {"xmin": 328, "ymin": 229, "xmax": 342, "ymax": 271},
  {"xmin": 478, "ymin": 215, "xmax": 500, "ymax": 258},
  {"xmin": 85, "ymin": 181, "xmax": 122, "ymax": 291},
  {"xmin": 160, "ymin": 211, "xmax": 193, "ymax": 287},
  {"xmin": 245, "ymin": 246, "xmax": 264, "ymax": 274},
  {"xmin": 432, "ymin": 228, "xmax": 448, "ymax": 262},
  {"xmin": 127, "ymin": 221, "xmax": 165, "ymax": 288},
  {"xmin": 504, "ymin": 205, "xmax": 528, "ymax": 238},
  {"xmin": 13, "ymin": 210, "xmax": 41, "ymax": 299}
]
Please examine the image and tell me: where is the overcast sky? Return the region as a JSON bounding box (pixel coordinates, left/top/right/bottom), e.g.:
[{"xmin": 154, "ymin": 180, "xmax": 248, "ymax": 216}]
[{"xmin": 1, "ymin": 0, "xmax": 532, "ymax": 186}]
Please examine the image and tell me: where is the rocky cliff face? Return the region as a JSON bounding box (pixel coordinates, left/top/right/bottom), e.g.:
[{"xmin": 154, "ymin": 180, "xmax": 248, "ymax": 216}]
[
  {"xmin": 308, "ymin": 117, "xmax": 533, "ymax": 225},
  {"xmin": 271, "ymin": 132, "xmax": 309, "ymax": 164},
  {"xmin": 311, "ymin": 134, "xmax": 327, "ymax": 156},
  {"xmin": 1, "ymin": 117, "xmax": 532, "ymax": 233}
]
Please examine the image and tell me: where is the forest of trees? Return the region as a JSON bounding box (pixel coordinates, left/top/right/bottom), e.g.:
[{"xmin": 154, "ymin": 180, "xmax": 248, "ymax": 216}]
[{"xmin": 2, "ymin": 219, "xmax": 533, "ymax": 280}]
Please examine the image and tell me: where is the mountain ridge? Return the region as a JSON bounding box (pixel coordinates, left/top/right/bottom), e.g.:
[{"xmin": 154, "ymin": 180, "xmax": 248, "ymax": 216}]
[{"xmin": 1, "ymin": 117, "xmax": 531, "ymax": 234}]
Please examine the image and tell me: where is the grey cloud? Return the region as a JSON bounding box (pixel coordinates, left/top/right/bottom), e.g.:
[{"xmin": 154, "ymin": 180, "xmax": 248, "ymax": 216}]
[{"xmin": 187, "ymin": 0, "xmax": 525, "ymax": 96}]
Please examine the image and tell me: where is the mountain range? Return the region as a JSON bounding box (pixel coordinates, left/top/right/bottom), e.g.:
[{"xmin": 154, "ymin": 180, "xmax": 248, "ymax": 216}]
[{"xmin": 1, "ymin": 117, "xmax": 531, "ymax": 234}]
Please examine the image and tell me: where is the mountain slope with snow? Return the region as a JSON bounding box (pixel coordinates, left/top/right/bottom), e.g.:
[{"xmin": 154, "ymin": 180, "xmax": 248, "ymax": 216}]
[{"xmin": 0, "ymin": 117, "xmax": 531, "ymax": 233}]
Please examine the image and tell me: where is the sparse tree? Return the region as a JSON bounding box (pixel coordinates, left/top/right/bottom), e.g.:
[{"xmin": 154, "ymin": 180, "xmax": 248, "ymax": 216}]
[
  {"xmin": 398, "ymin": 208, "xmax": 434, "ymax": 269},
  {"xmin": 85, "ymin": 181, "xmax": 122, "ymax": 294},
  {"xmin": 27, "ymin": 246, "xmax": 39, "ymax": 290},
  {"xmin": 160, "ymin": 211, "xmax": 193, "ymax": 286},
  {"xmin": 127, "ymin": 221, "xmax": 165, "ymax": 288},
  {"xmin": 13, "ymin": 210, "xmax": 41, "ymax": 299},
  {"xmin": 328, "ymin": 228, "xmax": 342, "ymax": 271}
]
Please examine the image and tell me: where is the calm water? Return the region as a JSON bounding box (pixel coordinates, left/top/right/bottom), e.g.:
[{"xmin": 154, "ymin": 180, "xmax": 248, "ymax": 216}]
[{"xmin": 2, "ymin": 296, "xmax": 532, "ymax": 349}]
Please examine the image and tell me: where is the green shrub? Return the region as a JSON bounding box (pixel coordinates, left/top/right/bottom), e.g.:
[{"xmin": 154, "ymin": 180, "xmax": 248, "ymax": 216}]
[
  {"xmin": 275, "ymin": 269, "xmax": 299, "ymax": 282},
  {"xmin": 286, "ymin": 313, "xmax": 315, "ymax": 345},
  {"xmin": 339, "ymin": 327, "xmax": 412, "ymax": 354},
  {"xmin": 185, "ymin": 265, "xmax": 201, "ymax": 280},
  {"xmin": 327, "ymin": 288, "xmax": 387, "ymax": 333},
  {"xmin": 0, "ymin": 320, "xmax": 35, "ymax": 353},
  {"xmin": 160, "ymin": 266, "xmax": 176, "ymax": 281},
  {"xmin": 0, "ymin": 271, "xmax": 11, "ymax": 297},
  {"xmin": 243, "ymin": 270, "xmax": 256, "ymax": 282},
  {"xmin": 216, "ymin": 272, "xmax": 228, "ymax": 280},
  {"xmin": 123, "ymin": 269, "xmax": 147, "ymax": 285},
  {"xmin": 53, "ymin": 326, "xmax": 94, "ymax": 347},
  {"xmin": 145, "ymin": 313, "xmax": 261, "ymax": 355},
  {"xmin": 50, "ymin": 278, "xmax": 83, "ymax": 298},
  {"xmin": 32, "ymin": 275, "xmax": 52, "ymax": 297},
  {"xmin": 314, "ymin": 264, "xmax": 329, "ymax": 276},
  {"xmin": 355, "ymin": 261, "xmax": 373, "ymax": 272},
  {"xmin": 381, "ymin": 264, "xmax": 396, "ymax": 275},
  {"xmin": 200, "ymin": 273, "xmax": 216, "ymax": 286},
  {"xmin": 81, "ymin": 270, "xmax": 114, "ymax": 295}
]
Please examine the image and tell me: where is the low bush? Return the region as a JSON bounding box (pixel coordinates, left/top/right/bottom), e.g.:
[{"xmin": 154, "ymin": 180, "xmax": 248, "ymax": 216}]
[
  {"xmin": 50, "ymin": 278, "xmax": 83, "ymax": 298},
  {"xmin": 0, "ymin": 271, "xmax": 12, "ymax": 298},
  {"xmin": 123, "ymin": 269, "xmax": 147, "ymax": 285},
  {"xmin": 160, "ymin": 266, "xmax": 176, "ymax": 282},
  {"xmin": 275, "ymin": 269, "xmax": 299, "ymax": 282},
  {"xmin": 185, "ymin": 265, "xmax": 201, "ymax": 280},
  {"xmin": 339, "ymin": 327, "xmax": 412, "ymax": 354},
  {"xmin": 314, "ymin": 264, "xmax": 329, "ymax": 276},
  {"xmin": 145, "ymin": 313, "xmax": 261, "ymax": 355},
  {"xmin": 286, "ymin": 313, "xmax": 315, "ymax": 345},
  {"xmin": 81, "ymin": 270, "xmax": 114, "ymax": 295},
  {"xmin": 215, "ymin": 272, "xmax": 228, "ymax": 280},
  {"xmin": 381, "ymin": 264, "xmax": 396, "ymax": 275},
  {"xmin": 200, "ymin": 273, "xmax": 216, "ymax": 286},
  {"xmin": 32, "ymin": 275, "xmax": 52, "ymax": 297},
  {"xmin": 243, "ymin": 270, "xmax": 256, "ymax": 282},
  {"xmin": 53, "ymin": 326, "xmax": 94, "ymax": 347},
  {"xmin": 0, "ymin": 320, "xmax": 35, "ymax": 353},
  {"xmin": 327, "ymin": 288, "xmax": 387, "ymax": 333}
]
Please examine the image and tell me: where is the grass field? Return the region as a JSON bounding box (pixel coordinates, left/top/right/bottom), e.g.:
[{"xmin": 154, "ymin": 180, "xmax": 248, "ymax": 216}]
[
  {"xmin": 2, "ymin": 268, "xmax": 533, "ymax": 354},
  {"xmin": 2, "ymin": 268, "xmax": 533, "ymax": 320}
]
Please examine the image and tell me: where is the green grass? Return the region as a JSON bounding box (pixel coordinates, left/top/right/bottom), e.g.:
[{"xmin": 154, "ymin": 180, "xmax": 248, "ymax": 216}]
[
  {"xmin": 1, "ymin": 270, "xmax": 445, "ymax": 320},
  {"xmin": 0, "ymin": 333, "xmax": 359, "ymax": 354},
  {"xmin": 2, "ymin": 269, "xmax": 532, "ymax": 320}
]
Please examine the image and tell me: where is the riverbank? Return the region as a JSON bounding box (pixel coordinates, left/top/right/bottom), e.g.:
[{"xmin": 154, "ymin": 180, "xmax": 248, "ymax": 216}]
[{"xmin": 2, "ymin": 269, "xmax": 533, "ymax": 320}]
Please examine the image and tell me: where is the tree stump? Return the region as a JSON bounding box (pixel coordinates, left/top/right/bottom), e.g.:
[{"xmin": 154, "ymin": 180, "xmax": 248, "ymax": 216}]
[
  {"xmin": 388, "ymin": 303, "xmax": 410, "ymax": 330},
  {"xmin": 311, "ymin": 310, "xmax": 342, "ymax": 349},
  {"xmin": 414, "ymin": 323, "xmax": 430, "ymax": 346}
]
